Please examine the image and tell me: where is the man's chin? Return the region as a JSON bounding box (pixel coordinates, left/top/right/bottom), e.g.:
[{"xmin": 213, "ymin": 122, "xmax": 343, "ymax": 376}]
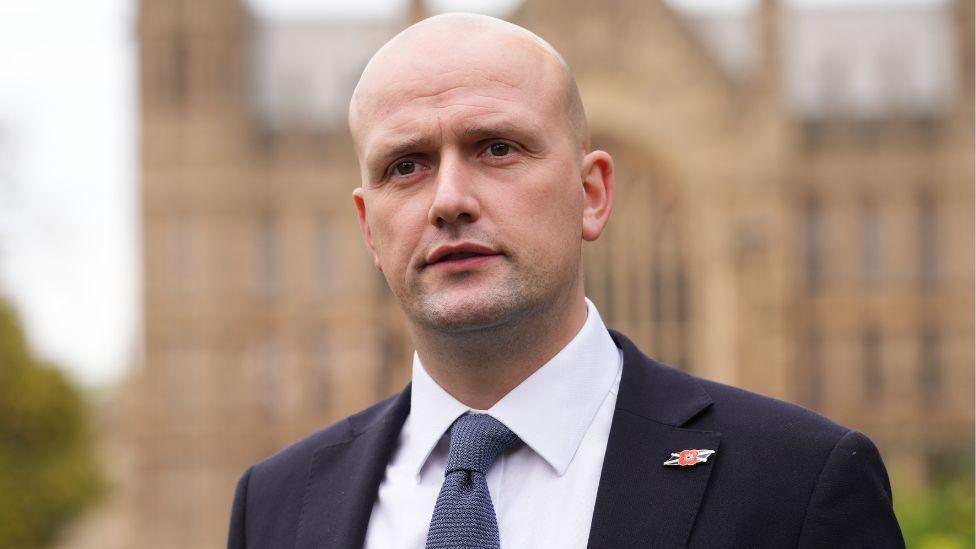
[{"xmin": 412, "ymin": 292, "xmax": 523, "ymax": 334}]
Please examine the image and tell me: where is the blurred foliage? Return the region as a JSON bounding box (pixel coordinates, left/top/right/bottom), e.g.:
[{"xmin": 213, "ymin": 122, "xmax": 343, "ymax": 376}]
[
  {"xmin": 895, "ymin": 467, "xmax": 975, "ymax": 549},
  {"xmin": 0, "ymin": 299, "xmax": 105, "ymax": 548}
]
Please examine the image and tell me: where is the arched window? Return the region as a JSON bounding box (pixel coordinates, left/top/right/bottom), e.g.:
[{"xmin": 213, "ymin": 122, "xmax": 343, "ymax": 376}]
[
  {"xmin": 257, "ymin": 212, "xmax": 279, "ymax": 299},
  {"xmin": 919, "ymin": 328, "xmax": 942, "ymax": 407},
  {"xmin": 859, "ymin": 197, "xmax": 883, "ymax": 289},
  {"xmin": 803, "ymin": 195, "xmax": 824, "ymax": 293},
  {"xmin": 917, "ymin": 190, "xmax": 939, "ymax": 289},
  {"xmin": 862, "ymin": 329, "xmax": 883, "ymax": 404}
]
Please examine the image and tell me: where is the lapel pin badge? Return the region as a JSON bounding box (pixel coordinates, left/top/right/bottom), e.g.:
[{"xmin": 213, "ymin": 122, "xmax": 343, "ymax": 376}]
[{"xmin": 663, "ymin": 449, "xmax": 715, "ymax": 467}]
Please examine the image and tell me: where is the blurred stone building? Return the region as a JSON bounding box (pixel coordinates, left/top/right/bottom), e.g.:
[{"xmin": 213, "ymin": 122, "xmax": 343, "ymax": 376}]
[{"xmin": 75, "ymin": 0, "xmax": 973, "ymax": 547}]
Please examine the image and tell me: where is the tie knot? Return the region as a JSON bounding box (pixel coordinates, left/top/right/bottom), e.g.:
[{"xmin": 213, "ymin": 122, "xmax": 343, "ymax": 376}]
[{"xmin": 445, "ymin": 414, "xmax": 521, "ymax": 475}]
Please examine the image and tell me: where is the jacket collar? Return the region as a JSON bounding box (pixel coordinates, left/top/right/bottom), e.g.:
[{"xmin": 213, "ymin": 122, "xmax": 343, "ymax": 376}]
[{"xmin": 609, "ymin": 329, "xmax": 713, "ymax": 426}]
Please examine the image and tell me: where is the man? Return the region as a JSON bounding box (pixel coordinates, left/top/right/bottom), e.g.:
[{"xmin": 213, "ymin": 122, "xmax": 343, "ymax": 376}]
[{"xmin": 227, "ymin": 13, "xmax": 905, "ymax": 549}]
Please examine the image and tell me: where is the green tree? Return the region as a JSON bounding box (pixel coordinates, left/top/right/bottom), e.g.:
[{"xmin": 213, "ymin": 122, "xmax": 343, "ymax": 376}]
[
  {"xmin": 0, "ymin": 299, "xmax": 105, "ymax": 548},
  {"xmin": 895, "ymin": 464, "xmax": 975, "ymax": 549}
]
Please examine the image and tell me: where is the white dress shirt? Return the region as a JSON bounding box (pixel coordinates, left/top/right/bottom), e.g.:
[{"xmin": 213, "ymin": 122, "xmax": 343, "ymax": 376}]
[{"xmin": 364, "ymin": 298, "xmax": 623, "ymax": 548}]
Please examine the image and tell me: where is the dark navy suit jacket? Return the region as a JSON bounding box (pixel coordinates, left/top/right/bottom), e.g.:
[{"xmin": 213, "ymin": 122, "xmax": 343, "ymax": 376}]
[{"xmin": 227, "ymin": 330, "xmax": 905, "ymax": 548}]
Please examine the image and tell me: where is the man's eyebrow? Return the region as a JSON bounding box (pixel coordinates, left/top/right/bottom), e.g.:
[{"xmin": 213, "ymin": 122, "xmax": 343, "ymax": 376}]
[
  {"xmin": 367, "ymin": 135, "xmax": 437, "ymax": 167},
  {"xmin": 459, "ymin": 121, "xmax": 540, "ymax": 140}
]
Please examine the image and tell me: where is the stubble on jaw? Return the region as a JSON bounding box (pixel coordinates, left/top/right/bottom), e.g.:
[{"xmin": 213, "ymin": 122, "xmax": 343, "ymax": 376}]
[
  {"xmin": 403, "ymin": 249, "xmax": 585, "ymax": 363},
  {"xmin": 401, "ymin": 251, "xmax": 538, "ymax": 335}
]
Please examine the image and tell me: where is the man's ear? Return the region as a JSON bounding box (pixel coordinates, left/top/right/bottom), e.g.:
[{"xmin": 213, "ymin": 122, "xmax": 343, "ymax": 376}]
[
  {"xmin": 353, "ymin": 187, "xmax": 383, "ymax": 271},
  {"xmin": 580, "ymin": 150, "xmax": 614, "ymax": 241}
]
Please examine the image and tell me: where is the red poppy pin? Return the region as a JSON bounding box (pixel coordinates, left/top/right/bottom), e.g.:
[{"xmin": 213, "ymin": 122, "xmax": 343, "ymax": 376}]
[{"xmin": 663, "ymin": 449, "xmax": 715, "ymax": 467}]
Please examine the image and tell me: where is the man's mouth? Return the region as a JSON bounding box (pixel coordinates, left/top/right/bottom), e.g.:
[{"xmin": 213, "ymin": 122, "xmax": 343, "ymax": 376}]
[
  {"xmin": 438, "ymin": 252, "xmax": 483, "ymax": 262},
  {"xmin": 424, "ymin": 244, "xmax": 501, "ymax": 269}
]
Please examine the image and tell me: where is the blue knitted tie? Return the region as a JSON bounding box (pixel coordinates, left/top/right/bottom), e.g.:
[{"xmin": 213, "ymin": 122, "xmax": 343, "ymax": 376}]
[{"xmin": 425, "ymin": 413, "xmax": 522, "ymax": 549}]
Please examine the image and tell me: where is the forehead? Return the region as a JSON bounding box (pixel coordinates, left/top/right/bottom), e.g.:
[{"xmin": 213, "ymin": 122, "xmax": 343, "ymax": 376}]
[{"xmin": 353, "ymin": 38, "xmax": 566, "ymax": 159}]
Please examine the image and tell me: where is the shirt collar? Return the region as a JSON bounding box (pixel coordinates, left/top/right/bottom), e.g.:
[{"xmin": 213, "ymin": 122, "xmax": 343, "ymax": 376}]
[{"xmin": 405, "ymin": 298, "xmax": 621, "ymax": 480}]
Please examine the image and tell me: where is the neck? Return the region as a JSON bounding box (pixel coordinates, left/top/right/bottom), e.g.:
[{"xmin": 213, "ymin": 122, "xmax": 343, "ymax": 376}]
[{"xmin": 411, "ymin": 291, "xmax": 588, "ymax": 410}]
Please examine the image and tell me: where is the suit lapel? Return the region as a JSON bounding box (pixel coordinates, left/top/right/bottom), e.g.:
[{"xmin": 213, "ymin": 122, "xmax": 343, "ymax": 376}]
[
  {"xmin": 587, "ymin": 331, "xmax": 721, "ymax": 549},
  {"xmin": 295, "ymin": 387, "xmax": 411, "ymax": 549}
]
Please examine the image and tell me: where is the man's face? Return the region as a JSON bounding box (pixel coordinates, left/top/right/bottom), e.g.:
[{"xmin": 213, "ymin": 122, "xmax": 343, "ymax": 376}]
[{"xmin": 351, "ymin": 35, "xmax": 588, "ymax": 333}]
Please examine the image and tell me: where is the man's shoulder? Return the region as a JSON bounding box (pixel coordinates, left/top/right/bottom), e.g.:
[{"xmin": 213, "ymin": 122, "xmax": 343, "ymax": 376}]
[
  {"xmin": 652, "ymin": 360, "xmax": 882, "ymax": 479},
  {"xmin": 611, "ymin": 328, "xmax": 856, "ymax": 454},
  {"xmin": 693, "ymin": 374, "xmax": 850, "ymax": 445},
  {"xmin": 227, "ymin": 388, "xmax": 409, "ymax": 547},
  {"xmin": 656, "ymin": 358, "xmax": 853, "ymax": 453},
  {"xmin": 249, "ymin": 390, "xmax": 406, "ymax": 479},
  {"xmin": 611, "ymin": 331, "xmax": 901, "ymax": 545},
  {"xmin": 628, "ymin": 356, "xmax": 903, "ymax": 546}
]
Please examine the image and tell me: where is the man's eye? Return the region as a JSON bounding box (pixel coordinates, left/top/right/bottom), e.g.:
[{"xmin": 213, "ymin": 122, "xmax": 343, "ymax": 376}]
[
  {"xmin": 393, "ymin": 160, "xmax": 416, "ymax": 176},
  {"xmin": 489, "ymin": 142, "xmax": 511, "ymax": 157}
]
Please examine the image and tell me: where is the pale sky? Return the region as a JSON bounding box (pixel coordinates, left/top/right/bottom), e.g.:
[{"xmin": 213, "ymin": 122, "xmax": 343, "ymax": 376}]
[
  {"xmin": 0, "ymin": 0, "xmax": 136, "ymax": 388},
  {"xmin": 0, "ymin": 0, "xmax": 948, "ymax": 387}
]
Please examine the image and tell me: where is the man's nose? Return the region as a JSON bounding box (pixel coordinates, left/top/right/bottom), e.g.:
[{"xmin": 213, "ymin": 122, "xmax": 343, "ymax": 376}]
[{"xmin": 427, "ymin": 156, "xmax": 481, "ymax": 227}]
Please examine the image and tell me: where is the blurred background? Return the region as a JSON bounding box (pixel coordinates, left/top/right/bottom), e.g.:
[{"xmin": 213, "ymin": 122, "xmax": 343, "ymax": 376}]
[{"xmin": 0, "ymin": 0, "xmax": 972, "ymax": 547}]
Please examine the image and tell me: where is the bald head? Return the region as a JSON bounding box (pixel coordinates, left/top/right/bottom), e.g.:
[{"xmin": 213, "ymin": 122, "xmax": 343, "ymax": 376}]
[{"xmin": 348, "ymin": 13, "xmax": 589, "ymax": 154}]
